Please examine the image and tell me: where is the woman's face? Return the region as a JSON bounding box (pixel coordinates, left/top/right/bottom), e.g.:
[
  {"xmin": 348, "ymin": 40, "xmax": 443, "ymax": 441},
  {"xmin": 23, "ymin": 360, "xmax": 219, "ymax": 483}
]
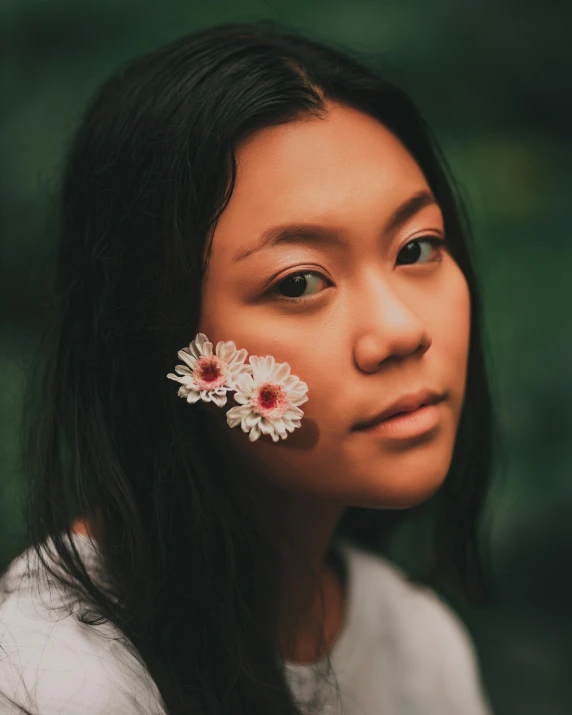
[{"xmin": 198, "ymin": 101, "xmax": 470, "ymax": 510}]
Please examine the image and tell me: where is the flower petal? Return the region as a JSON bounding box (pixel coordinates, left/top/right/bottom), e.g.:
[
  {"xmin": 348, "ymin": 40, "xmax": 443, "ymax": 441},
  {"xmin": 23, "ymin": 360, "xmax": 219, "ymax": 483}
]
[
  {"xmin": 227, "ymin": 363, "xmax": 248, "ymax": 383},
  {"xmin": 273, "ymin": 362, "xmax": 291, "ymax": 382},
  {"xmin": 211, "ymin": 392, "xmax": 228, "ymax": 407},
  {"xmin": 232, "ymin": 392, "xmax": 250, "ymax": 405},
  {"xmin": 195, "ymin": 333, "xmax": 209, "ymax": 354},
  {"xmin": 244, "ymin": 413, "xmax": 260, "ymax": 429},
  {"xmin": 258, "ymin": 419, "xmax": 273, "ymax": 434},
  {"xmin": 286, "ymin": 405, "xmax": 305, "ymax": 419},
  {"xmin": 235, "ymin": 375, "xmax": 255, "ymax": 395},
  {"xmin": 226, "ymin": 411, "xmax": 243, "ymax": 428},
  {"xmin": 226, "ymin": 405, "xmax": 251, "ymax": 423},
  {"xmin": 231, "ymin": 348, "xmax": 248, "ymax": 364},
  {"xmin": 178, "ymin": 351, "xmax": 197, "ymax": 370},
  {"xmin": 248, "ymin": 355, "xmax": 263, "ymax": 372},
  {"xmin": 248, "ymin": 424, "xmax": 261, "ymax": 442},
  {"xmin": 290, "ymin": 395, "xmax": 309, "ymax": 407},
  {"xmin": 174, "ymin": 365, "xmax": 193, "ymax": 376},
  {"xmin": 187, "ymin": 342, "xmax": 201, "ymax": 360},
  {"xmin": 218, "ymin": 341, "xmax": 236, "ymax": 362}
]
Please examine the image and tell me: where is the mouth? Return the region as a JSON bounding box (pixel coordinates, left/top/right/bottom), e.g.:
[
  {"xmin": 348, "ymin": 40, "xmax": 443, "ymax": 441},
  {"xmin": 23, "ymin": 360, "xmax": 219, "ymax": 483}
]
[{"xmin": 352, "ymin": 390, "xmax": 446, "ymax": 431}]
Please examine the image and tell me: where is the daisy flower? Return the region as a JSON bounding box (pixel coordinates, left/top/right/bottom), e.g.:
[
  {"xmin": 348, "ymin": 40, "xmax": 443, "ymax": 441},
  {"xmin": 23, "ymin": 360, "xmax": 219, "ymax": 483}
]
[
  {"xmin": 225, "ymin": 355, "xmax": 309, "ymax": 442},
  {"xmin": 167, "ymin": 332, "xmax": 249, "ymax": 407}
]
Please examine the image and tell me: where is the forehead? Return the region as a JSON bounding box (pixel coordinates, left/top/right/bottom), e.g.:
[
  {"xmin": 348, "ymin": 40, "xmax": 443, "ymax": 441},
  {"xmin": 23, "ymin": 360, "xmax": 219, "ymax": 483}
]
[{"xmin": 209, "ymin": 102, "xmax": 431, "ymax": 262}]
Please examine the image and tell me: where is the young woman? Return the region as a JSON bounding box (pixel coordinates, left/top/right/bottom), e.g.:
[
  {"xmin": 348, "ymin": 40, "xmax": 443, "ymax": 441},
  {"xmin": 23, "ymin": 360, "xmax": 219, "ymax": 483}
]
[{"xmin": 0, "ymin": 20, "xmax": 500, "ymax": 715}]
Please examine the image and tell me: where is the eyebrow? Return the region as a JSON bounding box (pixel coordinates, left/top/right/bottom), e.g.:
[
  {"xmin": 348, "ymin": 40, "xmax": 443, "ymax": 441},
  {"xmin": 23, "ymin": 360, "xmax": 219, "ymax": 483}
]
[{"xmin": 231, "ymin": 189, "xmax": 439, "ymax": 264}]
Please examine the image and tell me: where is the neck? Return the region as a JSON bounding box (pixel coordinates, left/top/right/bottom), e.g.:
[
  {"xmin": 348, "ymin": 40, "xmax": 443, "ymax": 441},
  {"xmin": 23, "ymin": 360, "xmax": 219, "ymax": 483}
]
[
  {"xmin": 235, "ymin": 472, "xmax": 347, "ymax": 665},
  {"xmin": 277, "ymin": 544, "xmax": 347, "ymax": 664}
]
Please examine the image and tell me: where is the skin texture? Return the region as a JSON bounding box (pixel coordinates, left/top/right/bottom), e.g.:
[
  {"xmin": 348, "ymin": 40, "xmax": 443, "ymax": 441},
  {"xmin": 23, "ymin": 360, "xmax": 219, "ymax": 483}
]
[{"xmin": 75, "ymin": 99, "xmax": 471, "ymax": 664}]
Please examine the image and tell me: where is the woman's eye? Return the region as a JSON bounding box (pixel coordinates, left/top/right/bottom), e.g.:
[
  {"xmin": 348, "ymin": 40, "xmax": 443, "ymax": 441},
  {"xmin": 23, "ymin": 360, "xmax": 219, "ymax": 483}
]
[
  {"xmin": 397, "ymin": 236, "xmax": 446, "ymax": 265},
  {"xmin": 269, "ymin": 236, "xmax": 446, "ymax": 303},
  {"xmin": 270, "ymin": 271, "xmax": 329, "ymax": 302}
]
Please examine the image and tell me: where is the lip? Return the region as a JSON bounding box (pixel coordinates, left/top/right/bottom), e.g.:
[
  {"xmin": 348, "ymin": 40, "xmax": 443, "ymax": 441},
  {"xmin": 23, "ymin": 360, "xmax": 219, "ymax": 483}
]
[
  {"xmin": 353, "ymin": 388, "xmax": 445, "ymax": 431},
  {"xmin": 357, "ymin": 401, "xmax": 443, "ymax": 439}
]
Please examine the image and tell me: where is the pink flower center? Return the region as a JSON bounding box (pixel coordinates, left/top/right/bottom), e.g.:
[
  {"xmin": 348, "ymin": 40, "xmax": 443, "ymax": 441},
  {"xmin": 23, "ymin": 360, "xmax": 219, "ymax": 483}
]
[
  {"xmin": 255, "ymin": 382, "xmax": 289, "ymax": 418},
  {"xmin": 195, "ymin": 356, "xmax": 226, "ymax": 390}
]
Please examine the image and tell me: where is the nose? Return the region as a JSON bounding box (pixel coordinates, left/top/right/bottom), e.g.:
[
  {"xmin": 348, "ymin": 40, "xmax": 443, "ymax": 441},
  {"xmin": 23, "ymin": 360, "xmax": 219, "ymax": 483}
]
[{"xmin": 352, "ymin": 272, "xmax": 432, "ymax": 373}]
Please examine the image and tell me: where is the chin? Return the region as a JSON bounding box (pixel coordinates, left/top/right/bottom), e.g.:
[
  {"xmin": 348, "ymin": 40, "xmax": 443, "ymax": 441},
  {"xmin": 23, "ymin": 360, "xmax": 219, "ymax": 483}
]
[
  {"xmin": 386, "ymin": 477, "xmax": 445, "ymax": 509},
  {"xmin": 347, "ymin": 470, "xmax": 447, "ymax": 510}
]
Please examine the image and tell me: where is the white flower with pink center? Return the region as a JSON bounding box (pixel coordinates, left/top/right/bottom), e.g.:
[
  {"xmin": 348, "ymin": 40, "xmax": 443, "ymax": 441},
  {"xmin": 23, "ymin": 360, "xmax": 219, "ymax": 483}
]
[
  {"xmin": 225, "ymin": 355, "xmax": 309, "ymax": 442},
  {"xmin": 167, "ymin": 332, "xmax": 249, "ymax": 407}
]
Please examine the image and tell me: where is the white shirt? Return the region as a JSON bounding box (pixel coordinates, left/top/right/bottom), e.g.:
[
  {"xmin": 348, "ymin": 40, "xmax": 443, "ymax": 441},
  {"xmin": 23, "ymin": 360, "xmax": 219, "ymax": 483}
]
[{"xmin": 0, "ymin": 532, "xmax": 494, "ymax": 714}]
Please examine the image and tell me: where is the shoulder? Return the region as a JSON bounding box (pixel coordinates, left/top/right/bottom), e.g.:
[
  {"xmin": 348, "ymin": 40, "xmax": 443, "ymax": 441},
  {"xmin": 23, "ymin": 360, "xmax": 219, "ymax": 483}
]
[
  {"xmin": 0, "ymin": 539, "xmax": 165, "ymax": 715},
  {"xmin": 342, "ymin": 540, "xmax": 479, "ymax": 654},
  {"xmin": 340, "ymin": 540, "xmax": 493, "ymax": 713}
]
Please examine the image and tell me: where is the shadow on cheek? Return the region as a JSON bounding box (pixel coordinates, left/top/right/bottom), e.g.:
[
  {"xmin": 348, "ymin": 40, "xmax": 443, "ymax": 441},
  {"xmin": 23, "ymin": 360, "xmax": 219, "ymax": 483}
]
[
  {"xmin": 195, "ymin": 401, "xmax": 321, "ymax": 450},
  {"xmin": 277, "ymin": 417, "xmax": 320, "ymax": 450}
]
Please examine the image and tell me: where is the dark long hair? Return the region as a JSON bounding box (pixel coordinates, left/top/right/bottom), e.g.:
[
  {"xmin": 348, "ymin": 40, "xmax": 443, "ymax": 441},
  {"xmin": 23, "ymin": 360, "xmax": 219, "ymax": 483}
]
[{"xmin": 9, "ymin": 19, "xmax": 502, "ymax": 715}]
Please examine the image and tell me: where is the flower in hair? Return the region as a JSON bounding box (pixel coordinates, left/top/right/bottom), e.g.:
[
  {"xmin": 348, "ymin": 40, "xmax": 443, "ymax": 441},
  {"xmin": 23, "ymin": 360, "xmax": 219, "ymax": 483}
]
[
  {"xmin": 225, "ymin": 355, "xmax": 309, "ymax": 442},
  {"xmin": 167, "ymin": 332, "xmax": 249, "ymax": 407}
]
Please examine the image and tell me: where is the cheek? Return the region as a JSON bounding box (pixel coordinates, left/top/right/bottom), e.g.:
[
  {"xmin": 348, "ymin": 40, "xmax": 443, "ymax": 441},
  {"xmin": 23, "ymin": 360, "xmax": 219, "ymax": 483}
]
[
  {"xmin": 438, "ymin": 268, "xmax": 471, "ymax": 400},
  {"xmin": 450, "ymin": 269, "xmax": 471, "ymax": 353},
  {"xmin": 197, "ymin": 273, "xmax": 226, "ymax": 340}
]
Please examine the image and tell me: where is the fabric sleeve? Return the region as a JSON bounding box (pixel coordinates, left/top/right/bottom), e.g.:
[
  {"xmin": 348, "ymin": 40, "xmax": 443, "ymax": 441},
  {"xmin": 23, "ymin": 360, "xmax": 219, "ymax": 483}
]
[
  {"xmin": 0, "ymin": 606, "xmax": 165, "ymax": 715},
  {"xmin": 412, "ymin": 585, "xmax": 495, "ymax": 715}
]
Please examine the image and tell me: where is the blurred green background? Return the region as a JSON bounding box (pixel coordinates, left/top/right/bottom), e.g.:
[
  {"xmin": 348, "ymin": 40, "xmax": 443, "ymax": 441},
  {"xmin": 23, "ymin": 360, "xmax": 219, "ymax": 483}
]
[{"xmin": 1, "ymin": 1, "xmax": 570, "ymax": 713}]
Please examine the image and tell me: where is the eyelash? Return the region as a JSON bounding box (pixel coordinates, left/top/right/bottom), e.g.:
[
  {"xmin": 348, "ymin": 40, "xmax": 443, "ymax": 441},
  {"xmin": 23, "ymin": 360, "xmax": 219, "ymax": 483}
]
[{"xmin": 268, "ymin": 236, "xmax": 447, "ymax": 304}]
